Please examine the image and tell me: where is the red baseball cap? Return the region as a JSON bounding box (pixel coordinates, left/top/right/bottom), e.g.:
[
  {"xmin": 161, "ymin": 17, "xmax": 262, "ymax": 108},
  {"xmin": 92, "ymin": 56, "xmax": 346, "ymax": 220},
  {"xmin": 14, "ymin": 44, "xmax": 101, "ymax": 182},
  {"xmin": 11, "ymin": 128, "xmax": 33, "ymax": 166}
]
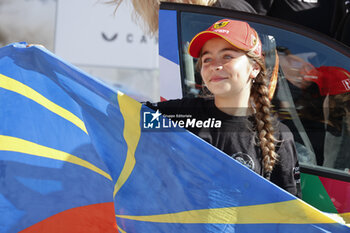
[
  {"xmin": 188, "ymin": 19, "xmax": 262, "ymax": 58},
  {"xmin": 303, "ymin": 66, "xmax": 350, "ymax": 96}
]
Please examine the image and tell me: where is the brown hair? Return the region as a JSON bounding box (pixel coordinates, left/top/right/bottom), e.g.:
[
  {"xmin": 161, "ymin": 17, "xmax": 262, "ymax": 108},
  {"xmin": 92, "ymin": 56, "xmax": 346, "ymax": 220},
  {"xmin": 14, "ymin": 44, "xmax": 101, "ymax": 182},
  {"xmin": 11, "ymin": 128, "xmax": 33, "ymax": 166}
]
[
  {"xmin": 247, "ymin": 50, "xmax": 278, "ymax": 177},
  {"xmin": 110, "ymin": 0, "xmax": 218, "ymax": 35},
  {"xmin": 196, "ymin": 44, "xmax": 278, "ymax": 177}
]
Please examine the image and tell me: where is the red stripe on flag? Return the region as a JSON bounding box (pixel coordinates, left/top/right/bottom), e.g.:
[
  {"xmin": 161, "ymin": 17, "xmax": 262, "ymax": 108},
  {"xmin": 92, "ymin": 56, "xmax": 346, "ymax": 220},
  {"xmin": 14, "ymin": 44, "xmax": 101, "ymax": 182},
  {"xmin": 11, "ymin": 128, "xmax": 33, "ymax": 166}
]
[{"xmin": 20, "ymin": 202, "xmax": 118, "ymax": 233}]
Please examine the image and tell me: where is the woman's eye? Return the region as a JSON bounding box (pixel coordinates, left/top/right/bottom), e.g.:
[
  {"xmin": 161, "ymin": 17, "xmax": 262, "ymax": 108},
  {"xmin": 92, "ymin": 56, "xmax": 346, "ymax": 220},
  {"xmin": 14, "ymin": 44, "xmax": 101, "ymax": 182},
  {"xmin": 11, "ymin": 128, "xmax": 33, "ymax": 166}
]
[
  {"xmin": 223, "ymin": 54, "xmax": 233, "ymax": 59},
  {"xmin": 202, "ymin": 57, "xmax": 211, "ymax": 63}
]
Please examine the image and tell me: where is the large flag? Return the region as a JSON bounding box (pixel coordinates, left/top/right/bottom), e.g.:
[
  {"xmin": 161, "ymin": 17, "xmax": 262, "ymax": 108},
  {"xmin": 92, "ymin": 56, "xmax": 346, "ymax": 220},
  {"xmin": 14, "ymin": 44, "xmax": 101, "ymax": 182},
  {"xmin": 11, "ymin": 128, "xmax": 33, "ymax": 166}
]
[
  {"xmin": 0, "ymin": 42, "xmax": 349, "ymax": 233},
  {"xmin": 0, "ymin": 42, "xmax": 118, "ymax": 233}
]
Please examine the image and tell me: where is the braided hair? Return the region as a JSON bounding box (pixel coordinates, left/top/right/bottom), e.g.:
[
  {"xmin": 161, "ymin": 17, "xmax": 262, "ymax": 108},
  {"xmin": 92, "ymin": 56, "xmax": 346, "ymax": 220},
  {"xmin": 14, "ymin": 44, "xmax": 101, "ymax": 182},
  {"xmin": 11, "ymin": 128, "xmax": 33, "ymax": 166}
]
[{"xmin": 246, "ymin": 50, "xmax": 278, "ymax": 178}]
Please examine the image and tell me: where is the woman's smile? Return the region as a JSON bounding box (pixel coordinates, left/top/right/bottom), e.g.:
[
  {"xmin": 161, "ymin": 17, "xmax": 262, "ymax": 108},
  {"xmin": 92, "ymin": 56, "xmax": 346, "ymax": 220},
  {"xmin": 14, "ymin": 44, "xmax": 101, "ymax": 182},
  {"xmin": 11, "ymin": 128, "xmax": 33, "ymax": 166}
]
[{"xmin": 209, "ymin": 75, "xmax": 228, "ymax": 82}]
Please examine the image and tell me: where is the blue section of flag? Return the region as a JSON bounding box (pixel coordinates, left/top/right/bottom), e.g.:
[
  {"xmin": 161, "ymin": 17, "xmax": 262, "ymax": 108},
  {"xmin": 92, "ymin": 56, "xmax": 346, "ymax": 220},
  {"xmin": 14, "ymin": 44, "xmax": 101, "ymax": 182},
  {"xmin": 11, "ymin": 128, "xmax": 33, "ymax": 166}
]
[
  {"xmin": 0, "ymin": 193, "xmax": 24, "ymax": 233},
  {"xmin": 15, "ymin": 177, "xmax": 63, "ymax": 195},
  {"xmin": 0, "ymin": 43, "xmax": 115, "ymax": 232},
  {"xmin": 159, "ymin": 10, "xmax": 179, "ymax": 65},
  {"xmin": 1, "ymin": 42, "xmax": 349, "ymax": 233}
]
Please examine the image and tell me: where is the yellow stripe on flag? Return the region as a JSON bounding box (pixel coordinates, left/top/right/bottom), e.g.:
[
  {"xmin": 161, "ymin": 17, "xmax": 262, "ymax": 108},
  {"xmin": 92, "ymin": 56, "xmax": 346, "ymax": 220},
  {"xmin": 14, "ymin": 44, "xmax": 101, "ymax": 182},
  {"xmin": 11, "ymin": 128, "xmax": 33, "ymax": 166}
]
[
  {"xmin": 117, "ymin": 226, "xmax": 127, "ymax": 233},
  {"xmin": 0, "ymin": 73, "xmax": 88, "ymax": 134},
  {"xmin": 113, "ymin": 92, "xmax": 142, "ymax": 197},
  {"xmin": 116, "ymin": 199, "xmax": 339, "ymax": 224},
  {"xmin": 0, "ymin": 135, "xmax": 111, "ymax": 181}
]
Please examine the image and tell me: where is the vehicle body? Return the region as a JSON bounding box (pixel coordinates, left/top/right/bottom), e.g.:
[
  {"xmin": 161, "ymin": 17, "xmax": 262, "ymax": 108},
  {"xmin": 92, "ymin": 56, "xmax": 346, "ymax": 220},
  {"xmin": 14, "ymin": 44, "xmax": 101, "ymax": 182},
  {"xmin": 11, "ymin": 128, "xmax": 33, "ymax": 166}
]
[{"xmin": 158, "ymin": 2, "xmax": 350, "ymax": 220}]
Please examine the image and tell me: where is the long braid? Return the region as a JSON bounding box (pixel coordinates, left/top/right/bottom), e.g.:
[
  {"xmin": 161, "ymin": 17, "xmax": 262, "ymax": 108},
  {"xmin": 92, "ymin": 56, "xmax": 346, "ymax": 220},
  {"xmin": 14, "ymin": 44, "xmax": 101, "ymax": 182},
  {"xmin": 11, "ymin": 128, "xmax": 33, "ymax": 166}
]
[{"xmin": 247, "ymin": 51, "xmax": 278, "ymax": 178}]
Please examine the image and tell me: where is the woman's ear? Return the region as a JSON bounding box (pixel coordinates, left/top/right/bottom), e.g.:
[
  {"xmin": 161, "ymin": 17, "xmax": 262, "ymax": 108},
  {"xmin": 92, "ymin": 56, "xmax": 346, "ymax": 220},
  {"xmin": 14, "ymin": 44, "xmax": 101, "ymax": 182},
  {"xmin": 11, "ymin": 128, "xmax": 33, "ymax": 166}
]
[{"xmin": 250, "ymin": 62, "xmax": 261, "ymax": 78}]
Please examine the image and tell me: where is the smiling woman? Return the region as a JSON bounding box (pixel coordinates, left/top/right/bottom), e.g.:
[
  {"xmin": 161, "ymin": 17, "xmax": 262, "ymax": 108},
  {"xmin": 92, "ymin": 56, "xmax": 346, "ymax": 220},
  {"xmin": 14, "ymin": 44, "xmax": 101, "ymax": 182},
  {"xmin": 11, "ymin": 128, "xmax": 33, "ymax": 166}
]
[{"xmin": 146, "ymin": 18, "xmax": 301, "ymax": 198}]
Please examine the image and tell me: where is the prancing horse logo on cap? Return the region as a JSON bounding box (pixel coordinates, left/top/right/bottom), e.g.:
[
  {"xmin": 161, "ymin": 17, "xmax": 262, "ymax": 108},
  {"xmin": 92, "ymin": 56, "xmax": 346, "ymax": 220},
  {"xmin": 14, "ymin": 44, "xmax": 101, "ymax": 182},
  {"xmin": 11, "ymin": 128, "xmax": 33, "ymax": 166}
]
[{"xmin": 213, "ymin": 21, "xmax": 229, "ymax": 29}]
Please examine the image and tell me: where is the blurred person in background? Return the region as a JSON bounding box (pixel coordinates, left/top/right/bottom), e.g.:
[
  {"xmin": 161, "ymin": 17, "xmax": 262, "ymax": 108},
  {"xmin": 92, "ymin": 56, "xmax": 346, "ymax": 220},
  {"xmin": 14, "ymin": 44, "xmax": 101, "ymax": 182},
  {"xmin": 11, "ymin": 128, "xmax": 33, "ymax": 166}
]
[
  {"xmin": 111, "ymin": 0, "xmax": 257, "ymax": 36},
  {"xmin": 303, "ymin": 66, "xmax": 350, "ymax": 170},
  {"xmin": 112, "ymin": 0, "xmax": 347, "ymax": 39}
]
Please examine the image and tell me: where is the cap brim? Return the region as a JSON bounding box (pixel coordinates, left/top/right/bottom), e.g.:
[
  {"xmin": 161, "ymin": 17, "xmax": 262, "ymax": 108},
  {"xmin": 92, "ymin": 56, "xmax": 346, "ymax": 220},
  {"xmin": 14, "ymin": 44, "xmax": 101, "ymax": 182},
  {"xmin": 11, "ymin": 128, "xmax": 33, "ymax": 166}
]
[{"xmin": 188, "ymin": 31, "xmax": 248, "ymax": 58}]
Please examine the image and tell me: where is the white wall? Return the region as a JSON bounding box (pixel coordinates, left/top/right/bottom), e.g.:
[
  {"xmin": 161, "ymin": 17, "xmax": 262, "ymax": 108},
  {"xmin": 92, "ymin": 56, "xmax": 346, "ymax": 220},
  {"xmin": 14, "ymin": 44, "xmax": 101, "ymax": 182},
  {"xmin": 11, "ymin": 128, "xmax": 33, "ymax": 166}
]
[
  {"xmin": 0, "ymin": 0, "xmax": 159, "ymax": 101},
  {"xmin": 0, "ymin": 0, "xmax": 56, "ymax": 51},
  {"xmin": 55, "ymin": 0, "xmax": 158, "ymax": 69}
]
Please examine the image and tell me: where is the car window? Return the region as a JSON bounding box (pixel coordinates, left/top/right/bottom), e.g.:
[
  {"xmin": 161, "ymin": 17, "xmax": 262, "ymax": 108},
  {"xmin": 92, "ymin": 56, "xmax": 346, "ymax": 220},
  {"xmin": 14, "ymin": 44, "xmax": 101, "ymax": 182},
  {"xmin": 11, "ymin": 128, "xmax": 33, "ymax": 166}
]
[{"xmin": 179, "ymin": 11, "xmax": 350, "ymax": 177}]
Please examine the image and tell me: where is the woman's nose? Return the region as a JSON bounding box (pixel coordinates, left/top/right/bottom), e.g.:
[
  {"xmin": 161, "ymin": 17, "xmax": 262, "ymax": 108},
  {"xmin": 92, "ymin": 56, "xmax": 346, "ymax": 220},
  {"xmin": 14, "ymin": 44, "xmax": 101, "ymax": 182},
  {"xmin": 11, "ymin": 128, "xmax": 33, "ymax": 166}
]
[
  {"xmin": 215, "ymin": 65, "xmax": 223, "ymax": 70},
  {"xmin": 210, "ymin": 61, "xmax": 223, "ymax": 71}
]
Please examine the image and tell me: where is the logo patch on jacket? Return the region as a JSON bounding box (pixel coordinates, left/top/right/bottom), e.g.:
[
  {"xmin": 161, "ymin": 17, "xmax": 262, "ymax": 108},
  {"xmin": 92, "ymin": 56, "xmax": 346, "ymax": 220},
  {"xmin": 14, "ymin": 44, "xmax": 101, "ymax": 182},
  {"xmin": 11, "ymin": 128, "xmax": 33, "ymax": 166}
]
[{"xmin": 232, "ymin": 152, "xmax": 255, "ymax": 170}]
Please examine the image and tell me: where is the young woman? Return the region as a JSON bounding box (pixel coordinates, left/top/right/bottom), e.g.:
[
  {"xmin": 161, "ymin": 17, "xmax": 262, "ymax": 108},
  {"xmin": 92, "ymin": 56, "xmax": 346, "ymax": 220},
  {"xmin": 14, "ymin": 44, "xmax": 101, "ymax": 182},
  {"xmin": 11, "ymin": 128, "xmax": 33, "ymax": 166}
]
[{"xmin": 146, "ymin": 19, "xmax": 301, "ymax": 197}]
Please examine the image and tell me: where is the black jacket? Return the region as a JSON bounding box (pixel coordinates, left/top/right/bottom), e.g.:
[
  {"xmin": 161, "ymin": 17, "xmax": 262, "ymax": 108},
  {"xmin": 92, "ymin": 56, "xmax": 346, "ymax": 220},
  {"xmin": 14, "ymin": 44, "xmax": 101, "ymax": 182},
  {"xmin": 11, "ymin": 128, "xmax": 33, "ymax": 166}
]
[{"xmin": 146, "ymin": 97, "xmax": 301, "ymax": 198}]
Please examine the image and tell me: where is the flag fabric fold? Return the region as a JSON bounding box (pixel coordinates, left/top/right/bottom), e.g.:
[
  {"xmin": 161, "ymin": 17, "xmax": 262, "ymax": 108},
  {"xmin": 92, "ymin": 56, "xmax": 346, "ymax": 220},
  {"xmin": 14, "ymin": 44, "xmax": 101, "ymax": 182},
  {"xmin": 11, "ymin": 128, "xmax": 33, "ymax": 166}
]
[{"xmin": 0, "ymin": 42, "xmax": 349, "ymax": 232}]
